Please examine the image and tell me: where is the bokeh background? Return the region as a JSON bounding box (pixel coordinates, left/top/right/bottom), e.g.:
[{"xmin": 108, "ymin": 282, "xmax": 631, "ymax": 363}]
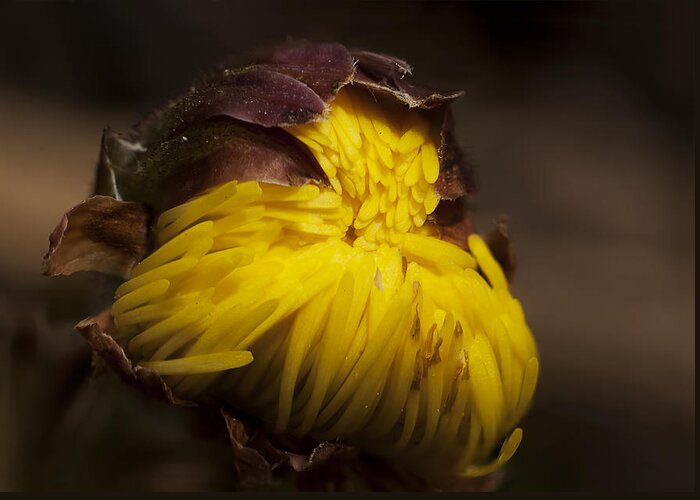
[{"xmin": 0, "ymin": 0, "xmax": 694, "ymax": 491}]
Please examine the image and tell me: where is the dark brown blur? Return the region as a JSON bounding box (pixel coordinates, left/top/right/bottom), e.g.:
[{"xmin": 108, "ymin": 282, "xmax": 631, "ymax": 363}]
[{"xmin": 0, "ymin": 0, "xmax": 694, "ymax": 492}]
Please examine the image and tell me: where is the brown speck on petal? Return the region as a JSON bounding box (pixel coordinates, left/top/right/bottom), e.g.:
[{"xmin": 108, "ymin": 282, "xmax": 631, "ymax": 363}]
[
  {"xmin": 42, "ymin": 196, "xmax": 150, "ymax": 279},
  {"xmin": 75, "ymin": 309, "xmax": 194, "ymax": 407}
]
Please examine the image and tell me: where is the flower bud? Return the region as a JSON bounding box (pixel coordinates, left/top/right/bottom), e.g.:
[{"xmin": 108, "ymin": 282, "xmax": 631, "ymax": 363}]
[{"xmin": 44, "ymin": 40, "xmax": 538, "ymax": 491}]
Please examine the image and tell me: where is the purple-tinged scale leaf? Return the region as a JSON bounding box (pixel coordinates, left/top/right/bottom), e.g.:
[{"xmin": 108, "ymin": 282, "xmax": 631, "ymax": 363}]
[
  {"xmin": 350, "ymin": 49, "xmax": 464, "ymax": 109},
  {"xmin": 194, "ymin": 69, "xmax": 327, "ymax": 127},
  {"xmin": 250, "ymin": 40, "xmax": 355, "ymax": 102},
  {"xmin": 131, "ymin": 117, "xmax": 327, "ymax": 211},
  {"xmin": 136, "ymin": 68, "xmax": 328, "ymax": 148},
  {"xmin": 350, "ymin": 49, "xmax": 413, "ymax": 79}
]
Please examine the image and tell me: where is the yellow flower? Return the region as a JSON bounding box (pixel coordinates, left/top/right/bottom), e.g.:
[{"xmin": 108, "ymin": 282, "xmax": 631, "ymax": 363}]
[{"xmin": 44, "ymin": 41, "xmax": 538, "ymax": 488}]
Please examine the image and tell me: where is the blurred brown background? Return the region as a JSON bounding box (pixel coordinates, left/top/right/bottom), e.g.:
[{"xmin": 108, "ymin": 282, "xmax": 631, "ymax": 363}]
[{"xmin": 0, "ymin": 0, "xmax": 694, "ymax": 491}]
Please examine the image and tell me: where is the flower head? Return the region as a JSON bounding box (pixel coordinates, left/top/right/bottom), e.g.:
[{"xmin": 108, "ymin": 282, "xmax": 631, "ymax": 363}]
[{"xmin": 44, "ymin": 41, "xmax": 538, "ymax": 489}]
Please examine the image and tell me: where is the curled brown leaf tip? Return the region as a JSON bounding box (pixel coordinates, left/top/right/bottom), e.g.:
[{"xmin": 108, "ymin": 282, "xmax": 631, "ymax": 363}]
[
  {"xmin": 221, "ymin": 408, "xmax": 274, "ymax": 489},
  {"xmin": 42, "ymin": 196, "xmax": 150, "ymax": 279},
  {"xmin": 75, "ymin": 309, "xmax": 194, "ymax": 407},
  {"xmin": 351, "ymin": 49, "xmax": 464, "ymax": 109},
  {"xmin": 220, "ymin": 408, "xmax": 358, "ymax": 490}
]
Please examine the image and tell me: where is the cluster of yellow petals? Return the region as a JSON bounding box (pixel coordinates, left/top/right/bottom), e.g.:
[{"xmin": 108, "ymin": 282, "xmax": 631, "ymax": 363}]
[
  {"xmin": 289, "ymin": 89, "xmax": 442, "ymax": 251},
  {"xmin": 112, "ymin": 88, "xmax": 538, "ymax": 478}
]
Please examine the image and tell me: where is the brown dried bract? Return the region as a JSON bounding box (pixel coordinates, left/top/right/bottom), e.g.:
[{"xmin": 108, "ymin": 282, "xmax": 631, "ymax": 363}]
[
  {"xmin": 221, "ymin": 408, "xmax": 276, "ymax": 489},
  {"xmin": 220, "ymin": 407, "xmax": 358, "ymax": 490},
  {"xmin": 42, "ymin": 196, "xmax": 150, "ymax": 279},
  {"xmin": 220, "ymin": 405, "xmax": 502, "ymax": 492},
  {"xmin": 75, "ymin": 309, "xmax": 194, "ymax": 407}
]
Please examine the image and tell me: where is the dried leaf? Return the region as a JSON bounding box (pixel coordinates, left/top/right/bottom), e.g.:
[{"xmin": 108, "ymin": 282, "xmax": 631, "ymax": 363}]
[
  {"xmin": 220, "ymin": 408, "xmax": 360, "ymax": 490},
  {"xmin": 42, "ymin": 196, "xmax": 149, "ymax": 279},
  {"xmin": 75, "ymin": 309, "xmax": 194, "ymax": 407},
  {"xmin": 221, "ymin": 408, "xmax": 273, "ymax": 489}
]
